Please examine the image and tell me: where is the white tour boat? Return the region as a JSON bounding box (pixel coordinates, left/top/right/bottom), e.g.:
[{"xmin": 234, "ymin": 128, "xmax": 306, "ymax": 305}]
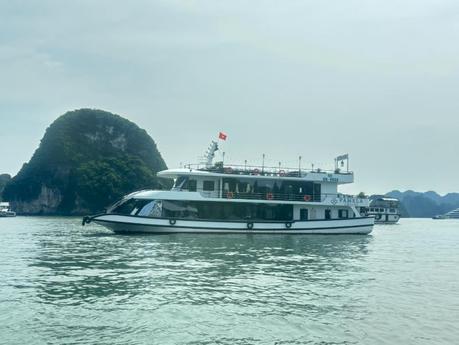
[
  {"xmin": 433, "ymin": 208, "xmax": 459, "ymax": 219},
  {"xmin": 0, "ymin": 202, "xmax": 16, "ymax": 217},
  {"xmin": 83, "ymin": 139, "xmax": 374, "ymax": 234},
  {"xmin": 368, "ymin": 197, "xmax": 400, "ymax": 224}
]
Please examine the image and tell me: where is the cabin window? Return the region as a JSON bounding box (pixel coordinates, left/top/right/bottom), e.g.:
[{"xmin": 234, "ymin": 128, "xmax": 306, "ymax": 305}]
[
  {"xmin": 325, "ymin": 209, "xmax": 331, "ymax": 220},
  {"xmin": 338, "ymin": 209, "xmax": 349, "ymax": 219},
  {"xmin": 187, "ymin": 179, "xmax": 197, "ymax": 192},
  {"xmin": 223, "ymin": 178, "xmax": 237, "ymax": 193},
  {"xmin": 162, "ymin": 200, "xmax": 198, "ymax": 219},
  {"xmin": 138, "ymin": 200, "xmax": 163, "ymax": 217},
  {"xmin": 174, "ymin": 176, "xmax": 197, "ymax": 191},
  {"xmin": 313, "ymin": 183, "xmax": 321, "ymax": 201},
  {"xmin": 203, "ymin": 180, "xmax": 215, "ymax": 191},
  {"xmin": 263, "ymin": 205, "xmax": 277, "ymax": 220},
  {"xmin": 173, "ymin": 176, "xmax": 188, "ymax": 189},
  {"xmin": 300, "ymin": 209, "xmax": 308, "ymax": 220},
  {"xmin": 236, "ymin": 181, "xmax": 251, "ymax": 194},
  {"xmin": 111, "ymin": 198, "xmax": 151, "ymax": 215},
  {"xmin": 390, "ymin": 208, "xmax": 396, "ymax": 213}
]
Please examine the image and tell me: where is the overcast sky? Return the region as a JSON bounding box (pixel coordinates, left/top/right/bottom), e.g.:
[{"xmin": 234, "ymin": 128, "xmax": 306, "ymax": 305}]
[{"xmin": 0, "ymin": 0, "xmax": 458, "ymax": 195}]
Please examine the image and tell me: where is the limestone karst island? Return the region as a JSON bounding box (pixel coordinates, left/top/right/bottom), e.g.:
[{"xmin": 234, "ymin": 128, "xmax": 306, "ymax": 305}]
[{"xmin": 3, "ymin": 109, "xmax": 167, "ymax": 215}]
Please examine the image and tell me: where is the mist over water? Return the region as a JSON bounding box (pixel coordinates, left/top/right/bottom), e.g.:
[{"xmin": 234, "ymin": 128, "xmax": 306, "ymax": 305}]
[{"xmin": 0, "ymin": 218, "xmax": 458, "ymax": 344}]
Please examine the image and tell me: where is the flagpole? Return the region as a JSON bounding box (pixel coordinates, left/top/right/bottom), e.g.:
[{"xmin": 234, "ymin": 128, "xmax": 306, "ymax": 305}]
[{"xmin": 299, "ymin": 156, "xmax": 302, "ymax": 177}]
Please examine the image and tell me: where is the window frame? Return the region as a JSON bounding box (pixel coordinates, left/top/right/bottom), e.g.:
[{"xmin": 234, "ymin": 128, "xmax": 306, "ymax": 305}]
[{"xmin": 203, "ymin": 180, "xmax": 215, "ymax": 192}]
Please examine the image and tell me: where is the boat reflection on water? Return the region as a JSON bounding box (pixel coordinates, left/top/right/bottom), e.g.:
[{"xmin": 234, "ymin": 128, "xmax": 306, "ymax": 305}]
[{"xmin": 31, "ymin": 230, "xmax": 372, "ymax": 307}]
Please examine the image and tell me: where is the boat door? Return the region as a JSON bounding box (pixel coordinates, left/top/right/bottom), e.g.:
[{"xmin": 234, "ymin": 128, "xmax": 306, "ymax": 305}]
[{"xmin": 300, "ymin": 209, "xmax": 309, "ymax": 220}]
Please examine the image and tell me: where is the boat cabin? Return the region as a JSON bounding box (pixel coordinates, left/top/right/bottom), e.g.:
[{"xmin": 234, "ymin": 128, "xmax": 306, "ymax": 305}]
[
  {"xmin": 159, "ymin": 164, "xmax": 353, "ymax": 203},
  {"xmin": 106, "ymin": 163, "xmax": 368, "ymax": 223}
]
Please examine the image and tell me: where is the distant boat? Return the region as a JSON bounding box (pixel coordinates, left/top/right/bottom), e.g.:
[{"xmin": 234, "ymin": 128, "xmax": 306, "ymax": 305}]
[
  {"xmin": 433, "ymin": 208, "xmax": 459, "ymax": 219},
  {"xmin": 0, "ymin": 202, "xmax": 16, "ymax": 217},
  {"xmin": 367, "ymin": 197, "xmax": 400, "ymax": 224}
]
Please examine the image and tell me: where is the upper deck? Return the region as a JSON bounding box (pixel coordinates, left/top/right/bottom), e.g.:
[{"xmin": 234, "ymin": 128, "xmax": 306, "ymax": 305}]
[
  {"xmin": 370, "ymin": 197, "xmax": 399, "ymax": 208},
  {"xmin": 158, "ymin": 163, "xmax": 354, "ymax": 184},
  {"xmin": 153, "ymin": 141, "xmax": 364, "ymax": 207}
]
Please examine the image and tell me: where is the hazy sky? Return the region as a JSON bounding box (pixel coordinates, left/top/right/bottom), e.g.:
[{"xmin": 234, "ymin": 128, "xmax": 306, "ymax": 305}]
[{"xmin": 1, "ymin": 0, "xmax": 458, "ymax": 195}]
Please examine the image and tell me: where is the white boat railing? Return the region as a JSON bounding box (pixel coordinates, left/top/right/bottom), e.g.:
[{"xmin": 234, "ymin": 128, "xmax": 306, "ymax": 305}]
[
  {"xmin": 172, "ymin": 187, "xmax": 368, "ymax": 205},
  {"xmin": 183, "ymin": 163, "xmax": 353, "ymax": 178}
]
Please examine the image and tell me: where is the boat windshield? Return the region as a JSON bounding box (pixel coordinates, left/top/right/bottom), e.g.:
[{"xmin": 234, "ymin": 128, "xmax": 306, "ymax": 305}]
[{"xmin": 109, "ymin": 198, "xmax": 153, "ymax": 216}]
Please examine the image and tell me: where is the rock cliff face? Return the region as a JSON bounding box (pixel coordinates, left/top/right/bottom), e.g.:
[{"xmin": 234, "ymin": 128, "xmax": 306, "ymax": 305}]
[
  {"xmin": 2, "ymin": 109, "xmax": 167, "ymax": 215},
  {"xmin": 0, "ymin": 174, "xmax": 11, "ymax": 201}
]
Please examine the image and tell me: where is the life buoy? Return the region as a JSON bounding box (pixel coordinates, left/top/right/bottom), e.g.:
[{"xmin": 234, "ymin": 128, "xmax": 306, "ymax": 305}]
[
  {"xmin": 279, "ymin": 170, "xmax": 286, "ymax": 176},
  {"xmin": 227, "ymin": 191, "xmax": 234, "ymax": 199},
  {"xmin": 285, "ymin": 222, "xmax": 292, "ymax": 229},
  {"xmin": 266, "ymin": 193, "xmax": 274, "ymax": 200},
  {"xmin": 169, "ymin": 219, "xmax": 176, "ymax": 225},
  {"xmin": 253, "ymin": 168, "xmax": 260, "ymax": 175},
  {"xmin": 247, "ymin": 222, "xmax": 254, "ymax": 230},
  {"xmin": 224, "ymin": 167, "xmax": 233, "ymax": 174},
  {"xmin": 303, "ymin": 195, "xmax": 311, "ymax": 202}
]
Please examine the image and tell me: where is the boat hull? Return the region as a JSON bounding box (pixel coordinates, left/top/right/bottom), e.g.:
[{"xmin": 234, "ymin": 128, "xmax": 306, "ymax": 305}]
[
  {"xmin": 0, "ymin": 212, "xmax": 16, "ymax": 217},
  {"xmin": 89, "ymin": 214, "xmax": 374, "ymax": 235},
  {"xmin": 375, "ymin": 220, "xmax": 399, "ymax": 225}
]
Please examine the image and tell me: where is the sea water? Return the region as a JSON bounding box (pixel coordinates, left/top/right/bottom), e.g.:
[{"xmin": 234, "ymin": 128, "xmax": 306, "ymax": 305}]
[{"xmin": 0, "ymin": 217, "xmax": 458, "ymax": 345}]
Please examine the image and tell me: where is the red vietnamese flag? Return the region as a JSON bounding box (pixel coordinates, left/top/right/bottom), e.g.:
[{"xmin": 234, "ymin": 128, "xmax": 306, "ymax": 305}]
[{"xmin": 218, "ymin": 132, "xmax": 227, "ymax": 141}]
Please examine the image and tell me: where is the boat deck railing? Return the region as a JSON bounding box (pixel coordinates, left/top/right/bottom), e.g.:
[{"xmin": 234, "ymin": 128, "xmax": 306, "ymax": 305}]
[
  {"xmin": 183, "ymin": 163, "xmax": 353, "ymax": 178},
  {"xmin": 174, "ymin": 188, "xmax": 367, "ymax": 204},
  {"xmin": 221, "ymin": 191, "xmax": 323, "ymax": 202}
]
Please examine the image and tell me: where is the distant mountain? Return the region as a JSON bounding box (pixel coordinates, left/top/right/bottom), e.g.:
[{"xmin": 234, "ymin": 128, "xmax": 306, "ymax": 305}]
[
  {"xmin": 2, "ymin": 109, "xmax": 167, "ymax": 215},
  {"xmin": 0, "ymin": 174, "xmax": 11, "ymax": 201},
  {"xmin": 442, "ymin": 193, "xmax": 459, "ymax": 205},
  {"xmin": 385, "ymin": 190, "xmax": 459, "ymax": 218}
]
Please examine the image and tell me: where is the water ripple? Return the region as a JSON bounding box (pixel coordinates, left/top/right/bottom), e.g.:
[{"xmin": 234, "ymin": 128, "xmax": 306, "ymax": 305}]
[{"xmin": 0, "ymin": 217, "xmax": 458, "ymax": 344}]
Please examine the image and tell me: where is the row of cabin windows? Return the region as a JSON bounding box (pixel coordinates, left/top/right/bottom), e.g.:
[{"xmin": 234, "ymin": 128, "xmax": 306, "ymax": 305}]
[
  {"xmin": 176, "ymin": 178, "xmax": 215, "ymax": 192},
  {"xmin": 370, "ymin": 207, "xmax": 396, "ymax": 213},
  {"xmin": 174, "ymin": 176, "xmax": 321, "ymax": 200},
  {"xmin": 113, "ymin": 199, "xmax": 293, "ymax": 221},
  {"xmin": 112, "ymin": 198, "xmax": 352, "ymax": 221},
  {"xmin": 222, "ymin": 178, "xmax": 321, "ymax": 199},
  {"xmin": 302, "ymin": 209, "xmax": 350, "ymax": 220},
  {"xmin": 326, "ymin": 209, "xmax": 349, "ymax": 219}
]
